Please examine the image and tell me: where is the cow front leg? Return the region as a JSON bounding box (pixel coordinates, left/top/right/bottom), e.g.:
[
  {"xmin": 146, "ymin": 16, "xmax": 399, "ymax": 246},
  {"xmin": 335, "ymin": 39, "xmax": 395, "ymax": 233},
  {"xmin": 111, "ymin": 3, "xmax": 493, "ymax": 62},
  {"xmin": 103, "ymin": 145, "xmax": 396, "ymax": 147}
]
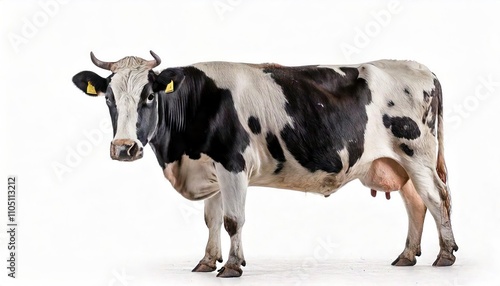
[
  {"xmin": 192, "ymin": 192, "xmax": 223, "ymax": 272},
  {"xmin": 214, "ymin": 164, "xmax": 248, "ymax": 278},
  {"xmin": 392, "ymin": 179, "xmax": 427, "ymax": 266}
]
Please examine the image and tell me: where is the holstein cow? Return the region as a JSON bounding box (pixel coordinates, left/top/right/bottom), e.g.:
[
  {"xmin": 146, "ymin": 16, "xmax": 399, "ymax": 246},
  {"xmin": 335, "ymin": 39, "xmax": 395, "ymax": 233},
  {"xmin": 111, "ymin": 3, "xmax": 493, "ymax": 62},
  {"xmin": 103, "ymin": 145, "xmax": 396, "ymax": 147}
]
[{"xmin": 72, "ymin": 51, "xmax": 458, "ymax": 277}]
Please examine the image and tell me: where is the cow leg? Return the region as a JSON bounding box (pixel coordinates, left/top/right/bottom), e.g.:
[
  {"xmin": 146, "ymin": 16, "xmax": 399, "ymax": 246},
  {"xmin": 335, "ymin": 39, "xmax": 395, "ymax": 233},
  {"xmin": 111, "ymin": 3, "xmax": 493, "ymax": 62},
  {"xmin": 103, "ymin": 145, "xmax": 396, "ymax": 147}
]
[
  {"xmin": 214, "ymin": 164, "xmax": 248, "ymax": 278},
  {"xmin": 392, "ymin": 179, "xmax": 427, "ymax": 266},
  {"xmin": 402, "ymin": 163, "xmax": 458, "ymax": 266},
  {"xmin": 192, "ymin": 192, "xmax": 223, "ymax": 272}
]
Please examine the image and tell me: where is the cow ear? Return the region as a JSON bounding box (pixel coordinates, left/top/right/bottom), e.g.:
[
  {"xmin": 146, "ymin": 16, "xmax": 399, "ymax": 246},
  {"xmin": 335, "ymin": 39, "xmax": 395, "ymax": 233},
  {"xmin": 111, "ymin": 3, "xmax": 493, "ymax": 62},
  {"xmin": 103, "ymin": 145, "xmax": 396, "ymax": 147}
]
[
  {"xmin": 153, "ymin": 68, "xmax": 185, "ymax": 94},
  {"xmin": 72, "ymin": 71, "xmax": 108, "ymax": 96}
]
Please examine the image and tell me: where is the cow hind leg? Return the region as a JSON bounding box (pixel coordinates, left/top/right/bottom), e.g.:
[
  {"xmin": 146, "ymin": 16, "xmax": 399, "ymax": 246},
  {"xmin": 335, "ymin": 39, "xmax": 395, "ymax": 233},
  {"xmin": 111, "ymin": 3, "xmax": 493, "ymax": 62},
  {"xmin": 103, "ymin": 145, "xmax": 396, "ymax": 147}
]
[
  {"xmin": 362, "ymin": 158, "xmax": 426, "ymax": 266},
  {"xmin": 402, "ymin": 162, "xmax": 458, "ymax": 266},
  {"xmin": 214, "ymin": 164, "xmax": 248, "ymax": 278},
  {"xmin": 192, "ymin": 192, "xmax": 223, "ymax": 272},
  {"xmin": 392, "ymin": 179, "xmax": 427, "ymax": 266}
]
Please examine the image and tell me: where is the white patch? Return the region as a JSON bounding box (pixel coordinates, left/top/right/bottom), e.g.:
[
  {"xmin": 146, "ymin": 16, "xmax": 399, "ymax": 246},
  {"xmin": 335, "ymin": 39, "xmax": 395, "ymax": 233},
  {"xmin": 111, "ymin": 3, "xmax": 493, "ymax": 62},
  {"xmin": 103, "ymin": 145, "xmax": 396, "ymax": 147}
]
[
  {"xmin": 360, "ymin": 60, "xmax": 436, "ymax": 100},
  {"xmin": 200, "ymin": 192, "xmax": 223, "ymax": 263},
  {"xmin": 109, "ymin": 58, "xmax": 151, "ymax": 144},
  {"xmin": 193, "ymin": 62, "xmax": 294, "ymax": 134},
  {"xmin": 358, "ymin": 59, "xmax": 437, "ymax": 164},
  {"xmin": 215, "ymin": 164, "xmax": 248, "ymax": 217}
]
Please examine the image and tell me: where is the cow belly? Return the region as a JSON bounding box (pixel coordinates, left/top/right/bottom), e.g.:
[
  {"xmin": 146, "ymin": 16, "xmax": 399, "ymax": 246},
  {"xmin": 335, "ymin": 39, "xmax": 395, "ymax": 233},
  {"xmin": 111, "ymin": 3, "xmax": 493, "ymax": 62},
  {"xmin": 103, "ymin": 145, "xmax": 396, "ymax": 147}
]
[
  {"xmin": 248, "ymin": 161, "xmax": 351, "ymax": 196},
  {"xmin": 252, "ymin": 174, "xmax": 342, "ymax": 194},
  {"xmin": 245, "ymin": 144, "xmax": 359, "ymax": 195},
  {"xmin": 360, "ymin": 158, "xmax": 409, "ymax": 192}
]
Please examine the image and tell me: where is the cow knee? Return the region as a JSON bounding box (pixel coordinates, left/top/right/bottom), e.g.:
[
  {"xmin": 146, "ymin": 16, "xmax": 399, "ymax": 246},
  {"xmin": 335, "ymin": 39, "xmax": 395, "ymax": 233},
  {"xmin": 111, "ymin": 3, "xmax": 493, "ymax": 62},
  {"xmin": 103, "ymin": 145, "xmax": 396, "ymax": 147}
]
[{"xmin": 223, "ymin": 216, "xmax": 243, "ymax": 237}]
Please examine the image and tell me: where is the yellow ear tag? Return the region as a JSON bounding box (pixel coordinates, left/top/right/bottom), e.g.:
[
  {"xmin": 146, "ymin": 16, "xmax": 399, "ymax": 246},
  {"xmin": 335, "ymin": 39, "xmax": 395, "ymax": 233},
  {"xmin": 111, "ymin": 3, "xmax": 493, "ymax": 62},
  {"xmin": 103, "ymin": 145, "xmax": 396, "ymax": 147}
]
[
  {"xmin": 165, "ymin": 80, "xmax": 174, "ymax": 93},
  {"xmin": 86, "ymin": 81, "xmax": 97, "ymax": 95}
]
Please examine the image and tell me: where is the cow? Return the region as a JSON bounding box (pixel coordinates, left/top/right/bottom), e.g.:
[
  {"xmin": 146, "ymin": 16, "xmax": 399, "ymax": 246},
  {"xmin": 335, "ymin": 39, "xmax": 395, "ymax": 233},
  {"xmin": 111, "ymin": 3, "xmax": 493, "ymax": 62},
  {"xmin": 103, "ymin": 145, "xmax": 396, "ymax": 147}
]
[{"xmin": 72, "ymin": 51, "xmax": 458, "ymax": 278}]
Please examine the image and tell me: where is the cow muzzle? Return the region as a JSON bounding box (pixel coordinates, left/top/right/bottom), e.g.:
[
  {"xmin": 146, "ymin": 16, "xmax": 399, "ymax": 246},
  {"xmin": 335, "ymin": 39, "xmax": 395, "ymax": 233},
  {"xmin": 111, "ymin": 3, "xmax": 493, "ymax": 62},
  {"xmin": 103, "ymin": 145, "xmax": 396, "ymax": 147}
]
[{"xmin": 110, "ymin": 139, "xmax": 143, "ymax": 161}]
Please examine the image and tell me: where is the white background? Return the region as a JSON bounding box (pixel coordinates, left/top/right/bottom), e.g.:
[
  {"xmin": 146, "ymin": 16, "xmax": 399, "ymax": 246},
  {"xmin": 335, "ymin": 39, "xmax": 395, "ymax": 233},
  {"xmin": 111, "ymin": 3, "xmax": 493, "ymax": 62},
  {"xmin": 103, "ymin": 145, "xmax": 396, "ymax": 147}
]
[{"xmin": 1, "ymin": 0, "xmax": 500, "ymax": 285}]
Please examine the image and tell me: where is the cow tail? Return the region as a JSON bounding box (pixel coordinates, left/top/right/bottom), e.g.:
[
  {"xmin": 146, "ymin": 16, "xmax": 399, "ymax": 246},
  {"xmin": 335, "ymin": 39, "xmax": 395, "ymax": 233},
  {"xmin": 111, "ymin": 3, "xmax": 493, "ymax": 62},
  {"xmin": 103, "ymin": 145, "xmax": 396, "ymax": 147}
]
[
  {"xmin": 435, "ymin": 79, "xmax": 447, "ymax": 184},
  {"xmin": 434, "ymin": 78, "xmax": 451, "ymax": 215}
]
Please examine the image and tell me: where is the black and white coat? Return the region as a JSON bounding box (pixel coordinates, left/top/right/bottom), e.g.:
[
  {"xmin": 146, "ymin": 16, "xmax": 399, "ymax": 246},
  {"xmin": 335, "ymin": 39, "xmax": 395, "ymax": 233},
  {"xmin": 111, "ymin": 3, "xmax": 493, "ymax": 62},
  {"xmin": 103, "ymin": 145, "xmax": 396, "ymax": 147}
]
[{"xmin": 73, "ymin": 54, "xmax": 458, "ymax": 278}]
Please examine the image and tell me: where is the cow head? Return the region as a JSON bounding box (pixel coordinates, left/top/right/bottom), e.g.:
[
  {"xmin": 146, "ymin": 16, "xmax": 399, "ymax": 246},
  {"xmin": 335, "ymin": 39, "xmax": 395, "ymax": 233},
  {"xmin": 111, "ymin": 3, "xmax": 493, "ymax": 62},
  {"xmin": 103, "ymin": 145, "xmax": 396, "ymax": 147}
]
[{"xmin": 72, "ymin": 51, "xmax": 162, "ymax": 162}]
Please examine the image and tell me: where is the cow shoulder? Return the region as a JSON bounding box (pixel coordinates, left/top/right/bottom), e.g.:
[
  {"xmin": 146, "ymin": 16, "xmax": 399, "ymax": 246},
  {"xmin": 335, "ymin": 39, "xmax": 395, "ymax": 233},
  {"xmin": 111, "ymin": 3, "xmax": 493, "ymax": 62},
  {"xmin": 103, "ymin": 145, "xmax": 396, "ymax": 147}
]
[{"xmin": 184, "ymin": 65, "xmax": 250, "ymax": 173}]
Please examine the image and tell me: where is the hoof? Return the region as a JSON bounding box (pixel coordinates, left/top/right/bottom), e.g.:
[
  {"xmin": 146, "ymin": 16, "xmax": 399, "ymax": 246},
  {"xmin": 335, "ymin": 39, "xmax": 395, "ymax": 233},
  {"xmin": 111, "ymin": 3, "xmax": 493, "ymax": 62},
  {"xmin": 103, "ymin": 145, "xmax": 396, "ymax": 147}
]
[
  {"xmin": 216, "ymin": 265, "xmax": 243, "ymax": 278},
  {"xmin": 192, "ymin": 262, "xmax": 217, "ymax": 272},
  {"xmin": 432, "ymin": 246, "xmax": 457, "ymax": 267},
  {"xmin": 432, "ymin": 255, "xmax": 455, "ymax": 266},
  {"xmin": 391, "ymin": 256, "xmax": 416, "ymax": 266}
]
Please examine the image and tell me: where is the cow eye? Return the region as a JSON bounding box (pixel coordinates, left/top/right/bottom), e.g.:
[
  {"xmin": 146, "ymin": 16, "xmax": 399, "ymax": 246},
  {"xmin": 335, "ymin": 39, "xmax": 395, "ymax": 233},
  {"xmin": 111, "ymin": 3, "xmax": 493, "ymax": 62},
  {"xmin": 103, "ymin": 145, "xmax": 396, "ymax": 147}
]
[{"xmin": 147, "ymin": 93, "xmax": 155, "ymax": 101}]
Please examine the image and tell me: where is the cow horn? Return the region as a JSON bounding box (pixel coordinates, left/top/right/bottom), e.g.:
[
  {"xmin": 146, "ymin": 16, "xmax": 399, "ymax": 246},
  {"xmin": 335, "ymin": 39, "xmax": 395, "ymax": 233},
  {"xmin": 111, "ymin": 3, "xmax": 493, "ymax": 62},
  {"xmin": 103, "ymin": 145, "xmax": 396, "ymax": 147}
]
[
  {"xmin": 146, "ymin": 50, "xmax": 161, "ymax": 69},
  {"xmin": 90, "ymin": 52, "xmax": 116, "ymax": 71}
]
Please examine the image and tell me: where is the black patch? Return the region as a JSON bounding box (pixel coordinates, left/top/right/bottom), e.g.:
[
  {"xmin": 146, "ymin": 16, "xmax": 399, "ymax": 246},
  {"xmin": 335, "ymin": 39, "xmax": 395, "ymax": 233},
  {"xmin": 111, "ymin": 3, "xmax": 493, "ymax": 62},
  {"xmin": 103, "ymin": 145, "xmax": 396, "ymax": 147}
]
[
  {"xmin": 423, "ymin": 90, "xmax": 432, "ymax": 103},
  {"xmin": 383, "ymin": 114, "xmax": 391, "ymax": 128},
  {"xmin": 421, "ymin": 108, "xmax": 429, "ymax": 124},
  {"xmin": 247, "ymin": 116, "xmax": 262, "ymax": 134},
  {"xmin": 136, "ymin": 83, "xmax": 158, "ymax": 146},
  {"xmin": 223, "ymin": 216, "xmax": 238, "ymax": 237},
  {"xmin": 149, "ymin": 67, "xmax": 250, "ymax": 173},
  {"xmin": 382, "ymin": 114, "xmax": 421, "ymax": 140},
  {"xmin": 426, "ymin": 111, "xmax": 436, "ymax": 134},
  {"xmin": 264, "ymin": 66, "xmax": 372, "ymax": 173},
  {"xmin": 274, "ymin": 162, "xmax": 284, "ymax": 174},
  {"xmin": 72, "ymin": 71, "xmax": 119, "ymax": 135},
  {"xmin": 427, "ymin": 79, "xmax": 442, "ymax": 135},
  {"xmin": 153, "ymin": 67, "xmax": 186, "ymax": 93},
  {"xmin": 404, "ymin": 88, "xmax": 411, "ymax": 96},
  {"xmin": 101, "ymin": 86, "xmax": 118, "ymax": 136},
  {"xmin": 387, "ymin": 100, "xmax": 395, "ymax": 107},
  {"xmin": 400, "ymin": 143, "xmax": 414, "ymax": 156},
  {"xmin": 72, "ymin": 71, "xmax": 110, "ymax": 96},
  {"xmin": 265, "ymin": 133, "xmax": 286, "ymax": 174}
]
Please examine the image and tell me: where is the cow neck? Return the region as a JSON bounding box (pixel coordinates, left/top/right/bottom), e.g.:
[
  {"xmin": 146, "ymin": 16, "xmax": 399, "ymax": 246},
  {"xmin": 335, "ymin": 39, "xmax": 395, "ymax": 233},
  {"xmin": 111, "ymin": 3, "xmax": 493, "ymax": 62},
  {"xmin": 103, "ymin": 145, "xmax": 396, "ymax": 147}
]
[{"xmin": 149, "ymin": 66, "xmax": 214, "ymax": 168}]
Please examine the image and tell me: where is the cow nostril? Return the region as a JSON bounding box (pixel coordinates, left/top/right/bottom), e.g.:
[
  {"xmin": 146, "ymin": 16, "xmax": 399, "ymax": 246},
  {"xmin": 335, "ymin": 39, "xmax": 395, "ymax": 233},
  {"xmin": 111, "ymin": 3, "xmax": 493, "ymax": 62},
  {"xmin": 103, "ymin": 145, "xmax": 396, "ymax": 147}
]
[
  {"xmin": 127, "ymin": 142, "xmax": 139, "ymax": 156},
  {"xmin": 110, "ymin": 139, "xmax": 143, "ymax": 161}
]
